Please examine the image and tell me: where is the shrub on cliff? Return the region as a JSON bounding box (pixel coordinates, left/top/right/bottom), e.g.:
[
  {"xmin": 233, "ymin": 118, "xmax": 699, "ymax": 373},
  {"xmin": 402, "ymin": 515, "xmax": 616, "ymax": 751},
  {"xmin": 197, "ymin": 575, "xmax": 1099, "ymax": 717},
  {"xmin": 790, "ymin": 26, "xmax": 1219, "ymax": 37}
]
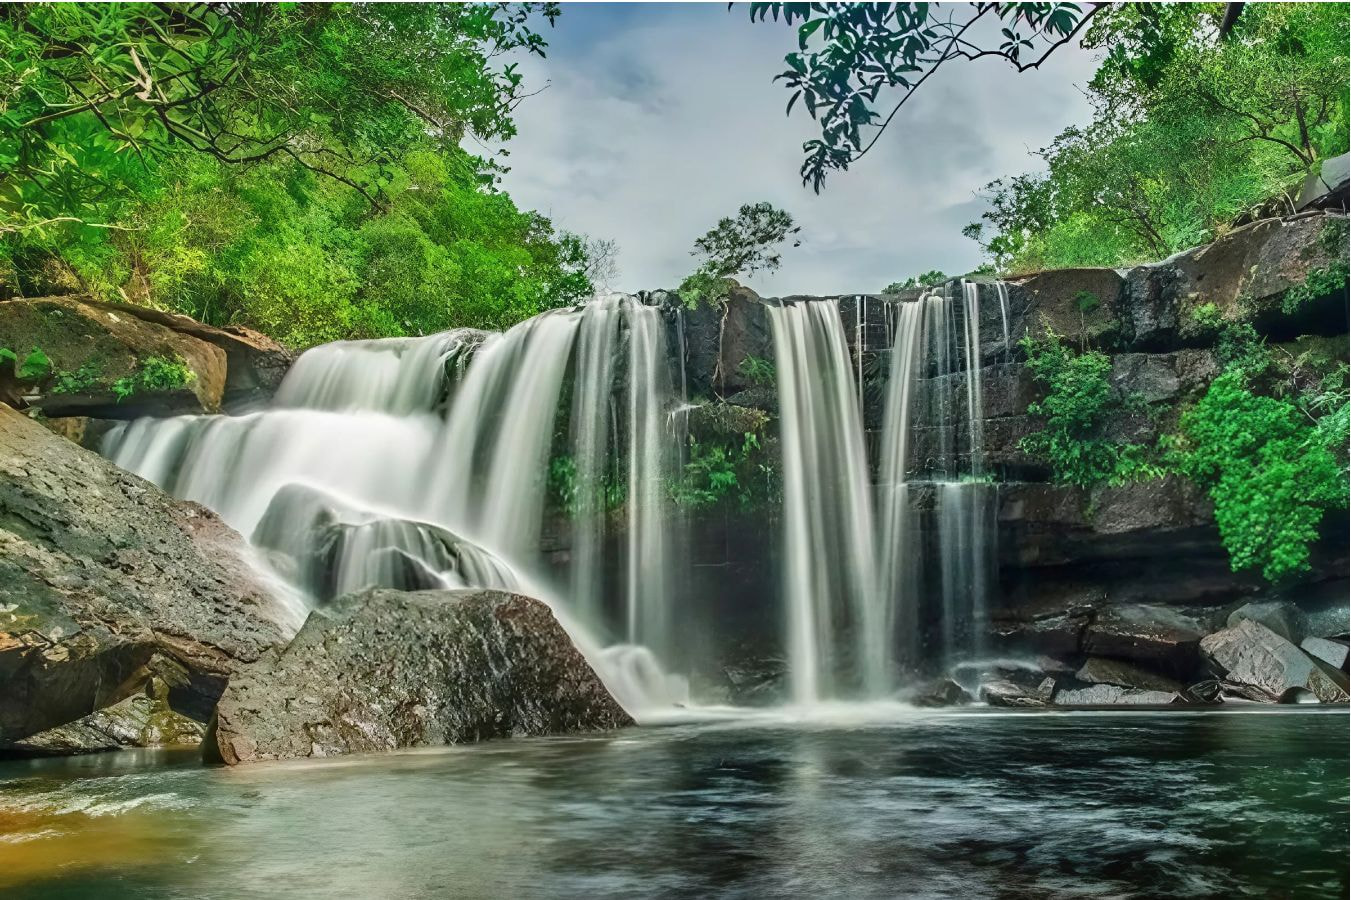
[
  {"xmin": 1170, "ymin": 369, "xmax": 1348, "ymax": 581},
  {"xmin": 1018, "ymin": 328, "xmax": 1156, "ymax": 488}
]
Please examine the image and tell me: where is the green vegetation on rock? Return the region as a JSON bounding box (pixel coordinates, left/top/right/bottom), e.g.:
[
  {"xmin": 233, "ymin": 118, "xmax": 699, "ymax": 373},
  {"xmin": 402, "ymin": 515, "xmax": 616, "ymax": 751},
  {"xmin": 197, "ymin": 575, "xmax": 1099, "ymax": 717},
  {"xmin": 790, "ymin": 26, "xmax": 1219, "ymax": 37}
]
[
  {"xmin": 1018, "ymin": 328, "xmax": 1156, "ymax": 488},
  {"xmin": 1170, "ymin": 368, "xmax": 1348, "ymax": 581}
]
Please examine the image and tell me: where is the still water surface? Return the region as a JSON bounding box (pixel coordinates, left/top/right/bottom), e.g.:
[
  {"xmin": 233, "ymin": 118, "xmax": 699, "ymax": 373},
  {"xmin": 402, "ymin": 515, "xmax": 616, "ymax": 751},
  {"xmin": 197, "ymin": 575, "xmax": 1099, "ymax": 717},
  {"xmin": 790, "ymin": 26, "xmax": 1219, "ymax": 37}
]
[{"xmin": 1, "ymin": 708, "xmax": 1345, "ymax": 899}]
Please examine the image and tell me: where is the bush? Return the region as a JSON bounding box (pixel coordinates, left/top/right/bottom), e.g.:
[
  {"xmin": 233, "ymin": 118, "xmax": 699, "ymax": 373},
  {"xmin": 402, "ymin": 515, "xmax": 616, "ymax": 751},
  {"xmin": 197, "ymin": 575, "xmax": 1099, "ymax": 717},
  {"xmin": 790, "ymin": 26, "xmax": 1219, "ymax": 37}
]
[{"xmin": 1171, "ymin": 369, "xmax": 1347, "ymax": 581}]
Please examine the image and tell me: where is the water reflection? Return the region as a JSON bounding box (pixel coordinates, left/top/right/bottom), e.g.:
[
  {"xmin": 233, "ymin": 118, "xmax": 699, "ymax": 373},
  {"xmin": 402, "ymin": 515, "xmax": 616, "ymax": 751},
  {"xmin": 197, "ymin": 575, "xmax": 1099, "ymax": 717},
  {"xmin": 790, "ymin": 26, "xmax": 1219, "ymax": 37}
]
[{"xmin": 0, "ymin": 710, "xmax": 1346, "ymax": 899}]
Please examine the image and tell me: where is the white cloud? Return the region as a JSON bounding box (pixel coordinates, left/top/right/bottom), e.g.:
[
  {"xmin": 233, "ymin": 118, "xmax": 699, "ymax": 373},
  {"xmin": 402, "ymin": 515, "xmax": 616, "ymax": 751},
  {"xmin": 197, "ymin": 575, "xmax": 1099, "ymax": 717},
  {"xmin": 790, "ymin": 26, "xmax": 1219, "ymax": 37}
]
[{"xmin": 494, "ymin": 5, "xmax": 1101, "ymax": 295}]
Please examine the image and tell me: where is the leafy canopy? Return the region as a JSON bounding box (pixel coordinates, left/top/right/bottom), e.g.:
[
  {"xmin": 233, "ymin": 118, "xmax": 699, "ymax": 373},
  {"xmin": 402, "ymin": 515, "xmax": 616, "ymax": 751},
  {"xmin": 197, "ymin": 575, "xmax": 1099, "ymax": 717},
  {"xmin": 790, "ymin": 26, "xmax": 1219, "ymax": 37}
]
[
  {"xmin": 0, "ymin": 3, "xmax": 602, "ymax": 347},
  {"xmin": 748, "ymin": 2, "xmax": 1096, "ymax": 191}
]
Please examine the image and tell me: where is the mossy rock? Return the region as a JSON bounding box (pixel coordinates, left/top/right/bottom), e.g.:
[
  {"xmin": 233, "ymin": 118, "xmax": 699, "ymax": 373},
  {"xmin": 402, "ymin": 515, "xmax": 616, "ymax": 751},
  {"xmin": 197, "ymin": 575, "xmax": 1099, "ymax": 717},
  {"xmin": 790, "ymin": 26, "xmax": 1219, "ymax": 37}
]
[{"xmin": 0, "ymin": 296, "xmax": 226, "ymax": 416}]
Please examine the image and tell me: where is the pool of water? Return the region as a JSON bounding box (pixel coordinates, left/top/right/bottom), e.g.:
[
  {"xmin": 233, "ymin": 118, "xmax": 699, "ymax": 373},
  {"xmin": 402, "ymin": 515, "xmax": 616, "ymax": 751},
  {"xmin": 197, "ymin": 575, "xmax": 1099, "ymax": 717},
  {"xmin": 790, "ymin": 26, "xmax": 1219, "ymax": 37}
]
[{"xmin": 1, "ymin": 707, "xmax": 1346, "ymax": 899}]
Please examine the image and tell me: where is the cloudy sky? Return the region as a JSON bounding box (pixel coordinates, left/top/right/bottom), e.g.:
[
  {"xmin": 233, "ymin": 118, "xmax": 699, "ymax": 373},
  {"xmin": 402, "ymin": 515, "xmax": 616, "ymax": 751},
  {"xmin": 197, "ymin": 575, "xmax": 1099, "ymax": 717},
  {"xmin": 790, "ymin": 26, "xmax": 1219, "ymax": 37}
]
[{"xmin": 493, "ymin": 3, "xmax": 1101, "ymax": 295}]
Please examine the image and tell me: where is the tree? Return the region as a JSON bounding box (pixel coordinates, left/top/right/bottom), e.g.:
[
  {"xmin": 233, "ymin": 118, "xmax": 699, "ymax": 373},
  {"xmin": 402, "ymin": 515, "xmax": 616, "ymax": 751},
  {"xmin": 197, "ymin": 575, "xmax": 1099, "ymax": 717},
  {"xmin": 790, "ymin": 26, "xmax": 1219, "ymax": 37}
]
[
  {"xmin": 678, "ymin": 202, "xmax": 800, "ymax": 307},
  {"xmin": 0, "ymin": 3, "xmax": 603, "ymax": 346},
  {"xmin": 0, "ymin": 3, "xmax": 560, "ymax": 233},
  {"xmin": 966, "ymin": 2, "xmax": 1349, "ymax": 273}
]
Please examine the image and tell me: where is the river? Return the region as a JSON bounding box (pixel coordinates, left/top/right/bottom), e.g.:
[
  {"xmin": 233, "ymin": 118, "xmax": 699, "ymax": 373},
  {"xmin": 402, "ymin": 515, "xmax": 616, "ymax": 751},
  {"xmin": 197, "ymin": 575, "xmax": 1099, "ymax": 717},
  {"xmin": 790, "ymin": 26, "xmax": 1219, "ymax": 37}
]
[{"xmin": 1, "ymin": 708, "xmax": 1345, "ymax": 899}]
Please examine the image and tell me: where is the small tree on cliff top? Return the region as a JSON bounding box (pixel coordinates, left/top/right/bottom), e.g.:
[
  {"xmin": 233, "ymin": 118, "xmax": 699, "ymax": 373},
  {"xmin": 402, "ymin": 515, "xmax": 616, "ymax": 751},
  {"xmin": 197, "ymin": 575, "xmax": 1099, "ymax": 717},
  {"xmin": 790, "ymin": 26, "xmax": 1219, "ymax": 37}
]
[{"xmin": 679, "ymin": 202, "xmax": 800, "ymax": 307}]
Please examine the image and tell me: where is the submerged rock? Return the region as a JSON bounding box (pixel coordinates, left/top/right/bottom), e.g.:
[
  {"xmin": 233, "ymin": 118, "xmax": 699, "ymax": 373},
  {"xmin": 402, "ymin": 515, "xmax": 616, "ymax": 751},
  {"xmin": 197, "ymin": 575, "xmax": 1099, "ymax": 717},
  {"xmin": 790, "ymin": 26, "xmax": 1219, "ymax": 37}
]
[
  {"xmin": 0, "ymin": 404, "xmax": 294, "ymax": 745},
  {"xmin": 980, "ymin": 676, "xmax": 1055, "ymax": 708},
  {"xmin": 1200, "ymin": 619, "xmax": 1349, "ymax": 703},
  {"xmin": 209, "ymin": 588, "xmax": 633, "ymax": 765},
  {"xmin": 904, "ymin": 678, "xmax": 973, "ymax": 708}
]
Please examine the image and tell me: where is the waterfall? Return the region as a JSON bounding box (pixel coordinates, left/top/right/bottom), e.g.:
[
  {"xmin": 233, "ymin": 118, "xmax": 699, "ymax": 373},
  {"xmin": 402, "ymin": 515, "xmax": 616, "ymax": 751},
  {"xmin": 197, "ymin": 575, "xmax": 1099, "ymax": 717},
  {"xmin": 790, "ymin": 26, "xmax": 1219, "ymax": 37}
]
[
  {"xmin": 103, "ymin": 296, "xmax": 686, "ymax": 717},
  {"xmin": 876, "ymin": 279, "xmax": 997, "ymax": 675},
  {"xmin": 98, "ymin": 279, "xmax": 1003, "ymax": 711},
  {"xmin": 766, "ymin": 299, "xmax": 880, "ymax": 704}
]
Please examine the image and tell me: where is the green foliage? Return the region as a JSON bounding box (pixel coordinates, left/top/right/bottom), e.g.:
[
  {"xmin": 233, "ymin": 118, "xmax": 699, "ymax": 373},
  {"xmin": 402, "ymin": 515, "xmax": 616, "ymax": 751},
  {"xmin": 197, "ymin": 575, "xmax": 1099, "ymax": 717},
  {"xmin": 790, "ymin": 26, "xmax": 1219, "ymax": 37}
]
[
  {"xmin": 0, "ymin": 4, "xmax": 600, "ymax": 347},
  {"xmin": 671, "ymin": 431, "xmax": 777, "ymax": 510},
  {"xmin": 1018, "ymin": 328, "xmax": 1156, "ymax": 487},
  {"xmin": 0, "ymin": 346, "xmax": 52, "ymax": 380},
  {"xmin": 882, "ymin": 271, "xmax": 947, "ymax": 293},
  {"xmin": 51, "ymin": 362, "xmax": 101, "ymax": 395},
  {"xmin": 546, "ymin": 453, "xmax": 625, "ymax": 519},
  {"xmin": 110, "ymin": 354, "xmax": 195, "ymax": 401},
  {"xmin": 1171, "ymin": 369, "xmax": 1347, "ymax": 581},
  {"xmin": 1282, "ymin": 260, "xmax": 1350, "ymax": 315},
  {"xmin": 737, "ymin": 355, "xmax": 776, "ymax": 387},
  {"xmin": 967, "ymin": 3, "xmax": 1350, "ymax": 272},
  {"xmin": 750, "ymin": 3, "xmax": 1093, "ymax": 190},
  {"xmin": 677, "ymin": 269, "xmax": 733, "ymax": 311}
]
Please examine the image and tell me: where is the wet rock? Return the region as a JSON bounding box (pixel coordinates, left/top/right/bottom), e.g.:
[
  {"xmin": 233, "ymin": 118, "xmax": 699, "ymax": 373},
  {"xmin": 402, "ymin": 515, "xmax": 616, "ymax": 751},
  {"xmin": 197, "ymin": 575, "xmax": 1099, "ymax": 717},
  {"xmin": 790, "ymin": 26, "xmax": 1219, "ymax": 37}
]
[
  {"xmin": 717, "ymin": 286, "xmax": 775, "ymax": 394},
  {"xmin": 251, "ymin": 483, "xmax": 516, "ymax": 603},
  {"xmin": 0, "ymin": 404, "xmax": 293, "ymax": 744},
  {"xmin": 0, "ymin": 295, "xmax": 226, "ymax": 416},
  {"xmin": 980, "ymin": 676, "xmax": 1056, "ymax": 708},
  {"xmin": 1200, "ymin": 619, "xmax": 1349, "ymax": 703},
  {"xmin": 905, "ymin": 678, "xmax": 972, "ymax": 708},
  {"xmin": 1227, "ymin": 601, "xmax": 1305, "ymax": 644},
  {"xmin": 5, "ymin": 684, "xmax": 204, "ymax": 757},
  {"xmin": 1083, "ymin": 604, "xmax": 1206, "ymax": 680},
  {"xmin": 1054, "ymin": 683, "xmax": 1181, "ymax": 706},
  {"xmin": 1075, "ymin": 658, "xmax": 1183, "ymax": 694},
  {"xmin": 209, "ymin": 588, "xmax": 633, "ymax": 765},
  {"xmin": 1301, "ymin": 637, "xmax": 1349, "ymax": 671},
  {"xmin": 685, "ymin": 401, "xmax": 771, "ymax": 440}
]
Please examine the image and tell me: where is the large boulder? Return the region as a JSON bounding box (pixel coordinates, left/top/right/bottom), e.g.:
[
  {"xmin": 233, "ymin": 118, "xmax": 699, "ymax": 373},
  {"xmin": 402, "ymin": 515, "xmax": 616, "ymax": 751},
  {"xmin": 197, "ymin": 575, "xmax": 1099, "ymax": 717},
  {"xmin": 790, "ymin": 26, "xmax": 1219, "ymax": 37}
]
[
  {"xmin": 83, "ymin": 299, "xmax": 292, "ymax": 407},
  {"xmin": 0, "ymin": 296, "xmax": 225, "ymax": 416},
  {"xmin": 0, "ymin": 296, "xmax": 292, "ymax": 416},
  {"xmin": 1054, "ymin": 683, "xmax": 1181, "ymax": 706},
  {"xmin": 1200, "ymin": 618, "xmax": 1349, "ymax": 703},
  {"xmin": 209, "ymin": 588, "xmax": 634, "ymax": 765},
  {"xmin": 1083, "ymin": 604, "xmax": 1206, "ymax": 679},
  {"xmin": 1075, "ymin": 657, "xmax": 1183, "ymax": 694},
  {"xmin": 0, "ymin": 404, "xmax": 295, "ymax": 744}
]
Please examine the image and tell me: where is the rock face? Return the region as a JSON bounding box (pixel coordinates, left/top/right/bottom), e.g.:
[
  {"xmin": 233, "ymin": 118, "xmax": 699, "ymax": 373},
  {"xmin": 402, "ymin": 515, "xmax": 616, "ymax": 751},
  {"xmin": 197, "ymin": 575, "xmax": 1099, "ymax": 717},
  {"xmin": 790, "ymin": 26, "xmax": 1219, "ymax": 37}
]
[
  {"xmin": 0, "ymin": 404, "xmax": 294, "ymax": 745},
  {"xmin": 0, "ymin": 295, "xmax": 290, "ymax": 417},
  {"xmin": 1054, "ymin": 683, "xmax": 1180, "ymax": 706},
  {"xmin": 209, "ymin": 588, "xmax": 634, "ymax": 765},
  {"xmin": 1201, "ymin": 619, "xmax": 1349, "ymax": 703}
]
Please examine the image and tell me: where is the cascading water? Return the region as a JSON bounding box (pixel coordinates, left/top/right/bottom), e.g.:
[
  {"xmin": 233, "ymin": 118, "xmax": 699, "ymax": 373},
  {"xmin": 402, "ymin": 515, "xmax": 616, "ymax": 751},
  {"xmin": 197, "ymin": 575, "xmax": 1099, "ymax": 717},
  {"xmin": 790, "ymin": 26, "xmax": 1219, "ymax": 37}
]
[
  {"xmin": 103, "ymin": 295, "xmax": 686, "ymax": 716},
  {"xmin": 100, "ymin": 279, "xmax": 1001, "ymax": 713},
  {"xmin": 876, "ymin": 280, "xmax": 998, "ymax": 675},
  {"xmin": 766, "ymin": 299, "xmax": 880, "ymax": 704}
]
